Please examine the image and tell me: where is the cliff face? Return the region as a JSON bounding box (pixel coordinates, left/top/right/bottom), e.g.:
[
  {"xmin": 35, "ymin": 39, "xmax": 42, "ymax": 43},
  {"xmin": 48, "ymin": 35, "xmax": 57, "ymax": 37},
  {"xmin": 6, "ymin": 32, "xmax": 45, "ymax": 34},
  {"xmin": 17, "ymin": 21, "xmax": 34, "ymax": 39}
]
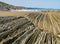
[
  {"xmin": 0, "ymin": 6, "xmax": 9, "ymax": 11},
  {"xmin": 0, "ymin": 2, "xmax": 12, "ymax": 10},
  {"xmin": 0, "ymin": 2, "xmax": 26, "ymax": 11}
]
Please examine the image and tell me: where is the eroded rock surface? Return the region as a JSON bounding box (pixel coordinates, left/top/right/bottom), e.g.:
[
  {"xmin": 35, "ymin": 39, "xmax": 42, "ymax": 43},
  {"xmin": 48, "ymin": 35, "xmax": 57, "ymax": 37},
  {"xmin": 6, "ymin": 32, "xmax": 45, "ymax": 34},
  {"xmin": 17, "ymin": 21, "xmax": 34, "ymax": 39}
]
[
  {"xmin": 0, "ymin": 16, "xmax": 60, "ymax": 44},
  {"xmin": 26, "ymin": 11, "xmax": 60, "ymax": 36}
]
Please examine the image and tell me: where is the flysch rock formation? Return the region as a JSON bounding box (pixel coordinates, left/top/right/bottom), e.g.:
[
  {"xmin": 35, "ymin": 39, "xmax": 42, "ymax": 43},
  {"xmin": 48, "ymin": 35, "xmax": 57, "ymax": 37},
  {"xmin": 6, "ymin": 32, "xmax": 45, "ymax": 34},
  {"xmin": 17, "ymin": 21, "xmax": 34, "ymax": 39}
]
[
  {"xmin": 26, "ymin": 11, "xmax": 60, "ymax": 36},
  {"xmin": 0, "ymin": 16, "xmax": 60, "ymax": 44}
]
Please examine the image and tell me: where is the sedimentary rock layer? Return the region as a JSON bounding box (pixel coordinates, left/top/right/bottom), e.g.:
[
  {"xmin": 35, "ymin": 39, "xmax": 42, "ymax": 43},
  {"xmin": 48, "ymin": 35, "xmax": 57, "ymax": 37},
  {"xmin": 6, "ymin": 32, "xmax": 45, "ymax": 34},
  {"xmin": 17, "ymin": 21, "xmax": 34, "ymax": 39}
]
[
  {"xmin": 26, "ymin": 11, "xmax": 60, "ymax": 36},
  {"xmin": 0, "ymin": 16, "xmax": 60, "ymax": 44}
]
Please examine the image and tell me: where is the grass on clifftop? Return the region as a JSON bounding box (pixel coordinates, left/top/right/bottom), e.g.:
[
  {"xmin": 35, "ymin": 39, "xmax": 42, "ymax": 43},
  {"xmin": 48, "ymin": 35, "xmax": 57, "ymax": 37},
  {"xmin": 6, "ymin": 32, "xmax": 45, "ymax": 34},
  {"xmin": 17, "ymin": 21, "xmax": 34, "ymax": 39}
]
[{"xmin": 0, "ymin": 1, "xmax": 12, "ymax": 8}]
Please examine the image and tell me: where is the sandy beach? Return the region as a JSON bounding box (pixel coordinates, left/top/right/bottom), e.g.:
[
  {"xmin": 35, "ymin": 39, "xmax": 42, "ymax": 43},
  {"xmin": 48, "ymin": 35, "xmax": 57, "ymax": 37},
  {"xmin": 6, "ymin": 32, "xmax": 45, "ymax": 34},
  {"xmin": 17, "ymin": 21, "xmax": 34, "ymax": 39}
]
[{"xmin": 0, "ymin": 11, "xmax": 30, "ymax": 16}]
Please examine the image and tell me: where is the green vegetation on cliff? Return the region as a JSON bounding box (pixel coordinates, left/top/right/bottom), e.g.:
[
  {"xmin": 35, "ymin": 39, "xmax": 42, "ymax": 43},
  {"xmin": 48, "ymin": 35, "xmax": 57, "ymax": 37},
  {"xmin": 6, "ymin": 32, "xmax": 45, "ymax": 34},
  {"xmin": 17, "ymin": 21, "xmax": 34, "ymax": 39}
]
[{"xmin": 0, "ymin": 1, "xmax": 12, "ymax": 8}]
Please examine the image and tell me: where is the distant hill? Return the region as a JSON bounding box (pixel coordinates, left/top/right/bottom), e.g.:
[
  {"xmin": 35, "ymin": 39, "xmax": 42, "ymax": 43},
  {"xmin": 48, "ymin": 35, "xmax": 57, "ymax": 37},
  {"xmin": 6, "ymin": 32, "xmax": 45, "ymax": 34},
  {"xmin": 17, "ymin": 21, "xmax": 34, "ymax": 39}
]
[
  {"xmin": 0, "ymin": 1, "xmax": 60, "ymax": 11},
  {"xmin": 0, "ymin": 2, "xmax": 26, "ymax": 11},
  {"xmin": 0, "ymin": 2, "xmax": 11, "ymax": 10}
]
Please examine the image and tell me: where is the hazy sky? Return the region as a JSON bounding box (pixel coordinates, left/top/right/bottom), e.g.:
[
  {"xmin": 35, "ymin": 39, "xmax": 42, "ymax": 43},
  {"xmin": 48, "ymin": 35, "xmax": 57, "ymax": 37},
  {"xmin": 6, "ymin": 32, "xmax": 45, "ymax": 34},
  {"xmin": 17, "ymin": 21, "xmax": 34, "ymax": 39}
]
[{"xmin": 0, "ymin": 0, "xmax": 60, "ymax": 9}]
